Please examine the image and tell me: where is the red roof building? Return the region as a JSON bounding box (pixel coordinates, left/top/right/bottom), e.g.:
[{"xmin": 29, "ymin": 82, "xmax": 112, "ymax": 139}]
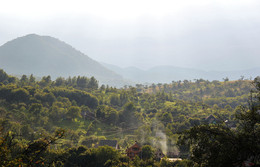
[{"xmin": 126, "ymin": 141, "xmax": 142, "ymax": 160}]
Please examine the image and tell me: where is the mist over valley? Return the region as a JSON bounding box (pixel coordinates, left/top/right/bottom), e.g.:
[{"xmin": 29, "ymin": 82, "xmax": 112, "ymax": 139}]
[{"xmin": 0, "ymin": 0, "xmax": 259, "ymax": 166}]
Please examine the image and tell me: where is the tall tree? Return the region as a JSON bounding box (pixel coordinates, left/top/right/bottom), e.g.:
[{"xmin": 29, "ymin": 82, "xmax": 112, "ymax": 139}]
[{"xmin": 67, "ymin": 106, "xmax": 82, "ymax": 121}]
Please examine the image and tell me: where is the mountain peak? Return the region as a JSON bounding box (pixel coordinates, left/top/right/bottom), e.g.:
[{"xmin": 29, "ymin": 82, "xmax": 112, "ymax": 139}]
[
  {"xmin": 0, "ymin": 34, "xmax": 122, "ymax": 84},
  {"xmin": 24, "ymin": 33, "xmax": 40, "ymax": 37}
]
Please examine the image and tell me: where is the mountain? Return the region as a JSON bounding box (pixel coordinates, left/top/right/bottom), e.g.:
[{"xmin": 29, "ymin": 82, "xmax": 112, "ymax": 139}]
[
  {"xmin": 1, "ymin": 34, "xmax": 258, "ymax": 86},
  {"xmin": 102, "ymin": 63, "xmax": 260, "ymax": 83},
  {"xmin": 0, "ymin": 34, "xmax": 128, "ymax": 86}
]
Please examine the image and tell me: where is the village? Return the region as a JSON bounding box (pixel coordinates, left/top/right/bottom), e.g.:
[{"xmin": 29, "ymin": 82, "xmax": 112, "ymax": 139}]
[
  {"xmin": 98, "ymin": 140, "xmax": 181, "ymax": 162},
  {"xmin": 96, "ymin": 114, "xmax": 237, "ymax": 162}
]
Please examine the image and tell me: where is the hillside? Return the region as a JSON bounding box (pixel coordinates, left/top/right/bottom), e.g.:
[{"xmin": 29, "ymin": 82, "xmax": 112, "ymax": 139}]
[
  {"xmin": 0, "ymin": 69, "xmax": 259, "ymax": 166},
  {"xmin": 102, "ymin": 63, "xmax": 260, "ymax": 83},
  {"xmin": 0, "ymin": 34, "xmax": 127, "ymax": 86}
]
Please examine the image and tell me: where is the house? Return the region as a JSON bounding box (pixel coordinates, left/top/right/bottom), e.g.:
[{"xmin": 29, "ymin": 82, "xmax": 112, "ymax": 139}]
[
  {"xmin": 98, "ymin": 140, "xmax": 120, "ymax": 150},
  {"xmin": 225, "ymin": 120, "xmax": 237, "ymax": 130},
  {"xmin": 167, "ymin": 151, "xmax": 180, "ymax": 158},
  {"xmin": 126, "ymin": 141, "xmax": 142, "ymax": 160},
  {"xmin": 205, "ymin": 114, "xmax": 218, "ymax": 124}
]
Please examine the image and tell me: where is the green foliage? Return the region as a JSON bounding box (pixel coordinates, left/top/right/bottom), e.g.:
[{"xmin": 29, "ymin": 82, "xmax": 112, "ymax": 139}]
[
  {"xmin": 67, "ymin": 106, "xmax": 82, "ymax": 121},
  {"xmin": 96, "ymin": 105, "xmax": 119, "ymax": 125},
  {"xmin": 0, "ymin": 128, "xmax": 65, "ymax": 166},
  {"xmin": 89, "ymin": 76, "xmax": 99, "ymax": 90},
  {"xmin": 141, "ymin": 145, "xmax": 154, "ymax": 160},
  {"xmin": 51, "ymin": 87, "xmax": 99, "ymax": 108},
  {"xmin": 159, "ymin": 157, "xmax": 190, "ymax": 167},
  {"xmin": 76, "ymin": 76, "xmax": 89, "ymax": 88},
  {"xmin": 94, "ymin": 146, "xmax": 120, "ymax": 166},
  {"xmin": 120, "ymin": 102, "xmax": 138, "ymax": 128},
  {"xmin": 64, "ymin": 146, "xmax": 120, "ymax": 167},
  {"xmin": 0, "ymin": 69, "xmax": 9, "ymax": 83},
  {"xmin": 29, "ymin": 74, "xmax": 36, "ymax": 85},
  {"xmin": 11, "ymin": 88, "xmax": 30, "ymax": 103},
  {"xmin": 0, "ymin": 85, "xmax": 30, "ymax": 103},
  {"xmin": 39, "ymin": 75, "xmax": 52, "ymax": 87},
  {"xmin": 110, "ymin": 94, "xmax": 120, "ymax": 106},
  {"xmin": 29, "ymin": 103, "xmax": 43, "ymax": 115},
  {"xmin": 159, "ymin": 112, "xmax": 173, "ymax": 126},
  {"xmin": 0, "ymin": 69, "xmax": 16, "ymax": 84},
  {"xmin": 177, "ymin": 78, "xmax": 260, "ymax": 166},
  {"xmin": 0, "ymin": 69, "xmax": 258, "ymax": 166}
]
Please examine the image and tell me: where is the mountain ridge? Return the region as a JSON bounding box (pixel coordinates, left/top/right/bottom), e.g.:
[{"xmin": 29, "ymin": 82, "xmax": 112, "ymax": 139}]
[
  {"xmin": 0, "ymin": 34, "xmax": 128, "ymax": 86},
  {"xmin": 102, "ymin": 62, "xmax": 260, "ymax": 83},
  {"xmin": 1, "ymin": 34, "xmax": 259, "ymax": 87}
]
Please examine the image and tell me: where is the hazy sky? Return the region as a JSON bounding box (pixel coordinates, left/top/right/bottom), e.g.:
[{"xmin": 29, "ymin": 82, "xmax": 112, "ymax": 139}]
[{"xmin": 0, "ymin": 0, "xmax": 260, "ymax": 71}]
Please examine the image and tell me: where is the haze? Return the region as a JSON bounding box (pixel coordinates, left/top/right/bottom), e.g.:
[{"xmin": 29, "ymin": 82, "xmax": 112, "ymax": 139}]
[{"xmin": 0, "ymin": 0, "xmax": 260, "ymax": 71}]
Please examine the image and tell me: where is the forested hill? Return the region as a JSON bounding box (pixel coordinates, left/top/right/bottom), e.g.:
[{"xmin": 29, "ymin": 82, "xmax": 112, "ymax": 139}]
[
  {"xmin": 138, "ymin": 79, "xmax": 253, "ymax": 108},
  {"xmin": 0, "ymin": 34, "xmax": 126, "ymax": 86},
  {"xmin": 102, "ymin": 63, "xmax": 260, "ymax": 83},
  {"xmin": 0, "ymin": 69, "xmax": 258, "ymax": 166}
]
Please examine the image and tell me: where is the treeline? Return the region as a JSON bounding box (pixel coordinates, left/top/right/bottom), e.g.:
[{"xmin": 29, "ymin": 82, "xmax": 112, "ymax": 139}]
[
  {"xmin": 137, "ymin": 78, "xmax": 252, "ymax": 108},
  {"xmin": 178, "ymin": 77, "xmax": 260, "ymax": 166}
]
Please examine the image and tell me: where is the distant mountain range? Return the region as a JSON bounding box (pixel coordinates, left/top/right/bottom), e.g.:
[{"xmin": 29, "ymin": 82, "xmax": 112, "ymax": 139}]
[
  {"xmin": 102, "ymin": 63, "xmax": 260, "ymax": 83},
  {"xmin": 0, "ymin": 34, "xmax": 259, "ymax": 87},
  {"xmin": 0, "ymin": 34, "xmax": 131, "ymax": 86}
]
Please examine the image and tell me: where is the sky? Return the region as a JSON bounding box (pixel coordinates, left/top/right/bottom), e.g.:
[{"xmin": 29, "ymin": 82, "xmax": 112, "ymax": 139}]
[{"xmin": 0, "ymin": 0, "xmax": 260, "ymax": 71}]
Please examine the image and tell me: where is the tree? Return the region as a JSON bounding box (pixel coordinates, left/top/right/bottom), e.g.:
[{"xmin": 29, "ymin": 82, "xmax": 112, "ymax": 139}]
[
  {"xmin": 64, "ymin": 146, "xmax": 91, "ymax": 167},
  {"xmin": 20, "ymin": 75, "xmax": 28, "ymax": 86},
  {"xmin": 96, "ymin": 105, "xmax": 105, "ymax": 119},
  {"xmin": 11, "ymin": 88, "xmax": 30, "ymax": 103},
  {"xmin": 29, "ymin": 103, "xmax": 43, "ymax": 115},
  {"xmin": 159, "ymin": 112, "xmax": 173, "ymax": 126},
  {"xmin": 94, "ymin": 146, "xmax": 120, "ymax": 166},
  {"xmin": 223, "ymin": 77, "xmax": 229, "ymax": 82},
  {"xmin": 76, "ymin": 76, "xmax": 89, "ymax": 89},
  {"xmin": 0, "ymin": 127, "xmax": 65, "ymax": 166},
  {"xmin": 105, "ymin": 107, "xmax": 119, "ymax": 126},
  {"xmin": 41, "ymin": 92, "xmax": 56, "ymax": 106},
  {"xmin": 55, "ymin": 77, "xmax": 65, "ymax": 86},
  {"xmin": 88, "ymin": 76, "xmax": 98, "ymax": 90},
  {"xmin": 119, "ymin": 91, "xmax": 129, "ymax": 106},
  {"xmin": 49, "ymin": 105, "xmax": 66, "ymax": 122},
  {"xmin": 177, "ymin": 78, "xmax": 260, "ymax": 166},
  {"xmin": 110, "ymin": 94, "xmax": 120, "ymax": 106},
  {"xmin": 39, "ymin": 75, "xmax": 52, "ymax": 87},
  {"xmin": 29, "ymin": 74, "xmax": 35, "ymax": 84},
  {"xmin": 0, "ymin": 130, "xmax": 21, "ymax": 166},
  {"xmin": 64, "ymin": 146, "xmax": 120, "ymax": 167},
  {"xmin": 120, "ymin": 102, "xmax": 137, "ymax": 127},
  {"xmin": 141, "ymin": 145, "xmax": 154, "ymax": 160},
  {"xmin": 67, "ymin": 106, "xmax": 82, "ymax": 121},
  {"xmin": 0, "ymin": 69, "xmax": 9, "ymax": 83}
]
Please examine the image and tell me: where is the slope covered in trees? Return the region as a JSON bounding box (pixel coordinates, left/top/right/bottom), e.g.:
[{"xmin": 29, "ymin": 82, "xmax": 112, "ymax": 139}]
[
  {"xmin": 178, "ymin": 77, "xmax": 260, "ymax": 166},
  {"xmin": 0, "ymin": 69, "xmax": 259, "ymax": 166}
]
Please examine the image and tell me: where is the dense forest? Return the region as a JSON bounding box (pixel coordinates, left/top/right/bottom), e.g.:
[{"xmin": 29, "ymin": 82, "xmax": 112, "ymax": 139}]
[{"xmin": 0, "ymin": 68, "xmax": 259, "ymax": 166}]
